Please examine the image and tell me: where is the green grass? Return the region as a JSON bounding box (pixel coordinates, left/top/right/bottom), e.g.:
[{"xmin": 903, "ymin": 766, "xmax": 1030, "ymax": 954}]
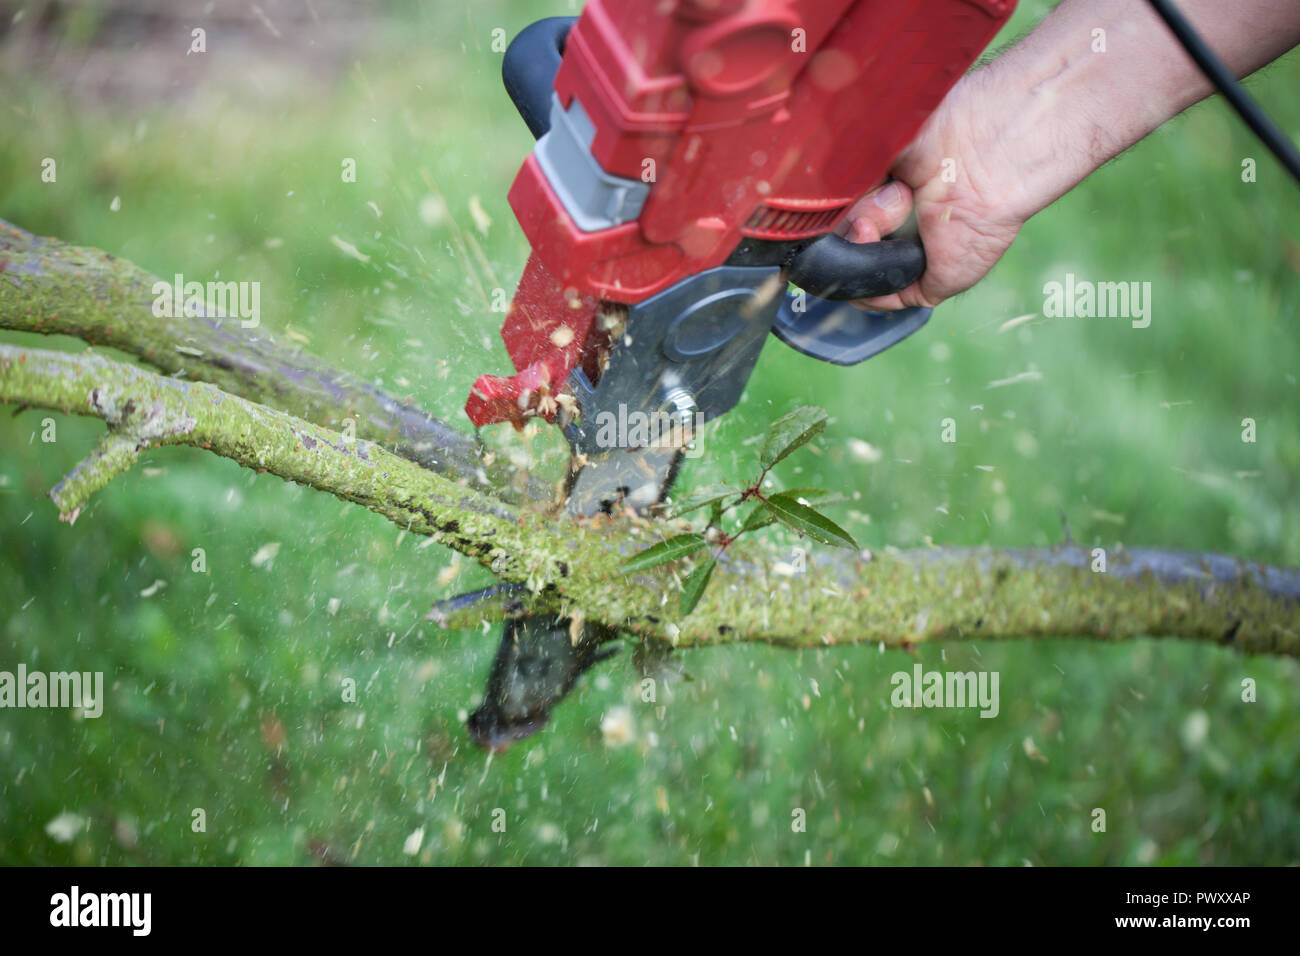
[{"xmin": 1, "ymin": 0, "xmax": 1297, "ymax": 865}]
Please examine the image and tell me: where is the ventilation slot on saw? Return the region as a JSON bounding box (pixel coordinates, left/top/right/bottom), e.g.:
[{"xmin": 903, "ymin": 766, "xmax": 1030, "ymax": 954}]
[{"xmin": 742, "ymin": 199, "xmax": 851, "ymax": 240}]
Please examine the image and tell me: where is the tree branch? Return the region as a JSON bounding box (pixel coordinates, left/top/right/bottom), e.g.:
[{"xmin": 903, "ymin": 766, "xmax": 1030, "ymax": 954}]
[
  {"xmin": 48, "ymin": 384, "xmax": 197, "ymax": 522},
  {"xmin": 3, "ymin": 343, "xmax": 1297, "ymax": 658},
  {"xmin": 0, "ymin": 219, "xmax": 547, "ymax": 502}
]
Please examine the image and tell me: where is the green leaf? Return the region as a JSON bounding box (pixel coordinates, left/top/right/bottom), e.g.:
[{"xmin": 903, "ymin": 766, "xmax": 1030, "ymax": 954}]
[
  {"xmin": 665, "ymin": 487, "xmax": 736, "ymax": 519},
  {"xmin": 740, "ymin": 504, "xmax": 774, "ymax": 533},
  {"xmin": 707, "ymin": 498, "xmax": 726, "ymax": 527},
  {"xmin": 679, "ymin": 556, "xmax": 717, "ymax": 616},
  {"xmin": 777, "ymin": 487, "xmax": 848, "ymax": 507},
  {"xmin": 760, "ymin": 406, "xmax": 828, "ymax": 470},
  {"xmin": 739, "ymin": 489, "xmax": 842, "ymax": 535},
  {"xmin": 761, "ymin": 491, "xmax": 858, "ymax": 550},
  {"xmin": 619, "ymin": 533, "xmax": 707, "ymax": 573}
]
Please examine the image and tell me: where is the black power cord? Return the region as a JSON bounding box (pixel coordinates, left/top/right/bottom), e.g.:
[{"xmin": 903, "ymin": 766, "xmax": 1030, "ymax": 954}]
[{"xmin": 1146, "ymin": 0, "xmax": 1300, "ymax": 185}]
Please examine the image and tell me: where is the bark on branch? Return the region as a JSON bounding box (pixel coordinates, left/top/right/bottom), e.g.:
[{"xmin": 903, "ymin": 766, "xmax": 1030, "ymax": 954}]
[
  {"xmin": 0, "ymin": 219, "xmax": 545, "ymax": 502},
  {"xmin": 2, "ymin": 223, "xmax": 1298, "ymax": 658},
  {"xmin": 3, "ymin": 342, "xmax": 1297, "ymax": 657}
]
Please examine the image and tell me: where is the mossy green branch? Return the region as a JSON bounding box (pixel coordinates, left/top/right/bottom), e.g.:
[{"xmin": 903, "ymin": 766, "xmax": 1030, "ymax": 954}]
[
  {"xmin": 0, "ymin": 219, "xmax": 544, "ymax": 501},
  {"xmin": 0, "ymin": 343, "xmax": 678, "ymax": 635},
  {"xmin": 4, "ymin": 342, "xmax": 1298, "ymax": 658},
  {"xmin": 48, "ymin": 385, "xmax": 197, "ymax": 522},
  {"xmin": 2, "ymin": 341, "xmax": 528, "ymax": 544}
]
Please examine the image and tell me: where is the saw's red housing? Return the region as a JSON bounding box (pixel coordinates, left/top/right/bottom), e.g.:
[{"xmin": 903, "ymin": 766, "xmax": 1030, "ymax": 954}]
[{"xmin": 467, "ymin": 0, "xmax": 1015, "ymax": 428}]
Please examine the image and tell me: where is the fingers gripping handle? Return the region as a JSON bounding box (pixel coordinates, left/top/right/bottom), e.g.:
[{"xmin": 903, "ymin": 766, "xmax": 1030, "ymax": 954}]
[
  {"xmin": 786, "ymin": 232, "xmax": 926, "ymax": 301},
  {"xmin": 772, "ymin": 229, "xmax": 931, "ymax": 367}
]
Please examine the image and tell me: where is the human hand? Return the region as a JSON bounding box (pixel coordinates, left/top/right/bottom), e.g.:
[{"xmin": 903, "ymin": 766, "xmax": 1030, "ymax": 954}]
[
  {"xmin": 840, "ymin": 73, "xmax": 1029, "ymax": 312},
  {"xmin": 840, "ymin": 0, "xmax": 1300, "ymax": 313}
]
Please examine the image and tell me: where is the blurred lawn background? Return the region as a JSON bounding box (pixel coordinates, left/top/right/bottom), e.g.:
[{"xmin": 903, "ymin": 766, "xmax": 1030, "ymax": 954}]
[{"xmin": 1, "ymin": 0, "xmax": 1297, "ymax": 865}]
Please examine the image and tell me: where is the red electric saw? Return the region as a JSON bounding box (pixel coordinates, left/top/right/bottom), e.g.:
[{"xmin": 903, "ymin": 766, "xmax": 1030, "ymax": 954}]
[{"xmin": 456, "ymin": 0, "xmax": 1016, "ymax": 750}]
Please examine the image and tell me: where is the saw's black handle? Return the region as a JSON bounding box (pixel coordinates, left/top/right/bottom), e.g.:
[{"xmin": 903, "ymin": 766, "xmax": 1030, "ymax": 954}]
[
  {"xmin": 502, "ymin": 17, "xmax": 576, "ymax": 140},
  {"xmin": 787, "ymin": 232, "xmax": 925, "ymax": 301},
  {"xmin": 769, "ymin": 220, "xmax": 930, "ymax": 365}
]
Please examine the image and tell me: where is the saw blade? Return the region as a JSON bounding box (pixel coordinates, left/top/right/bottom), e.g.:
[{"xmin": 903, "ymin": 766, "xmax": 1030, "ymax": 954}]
[
  {"xmin": 557, "ymin": 265, "xmax": 786, "ymax": 516},
  {"xmin": 564, "ymin": 444, "xmax": 684, "ymax": 516}
]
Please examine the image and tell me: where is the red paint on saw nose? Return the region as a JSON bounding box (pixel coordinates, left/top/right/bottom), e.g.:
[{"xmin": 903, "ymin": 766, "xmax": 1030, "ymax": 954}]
[{"xmin": 464, "ymin": 253, "xmax": 600, "ymax": 428}]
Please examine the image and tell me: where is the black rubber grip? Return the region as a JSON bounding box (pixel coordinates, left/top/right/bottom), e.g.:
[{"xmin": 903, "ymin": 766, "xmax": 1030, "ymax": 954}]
[
  {"xmin": 786, "ymin": 233, "xmax": 926, "ymax": 301},
  {"xmin": 502, "ymin": 17, "xmax": 576, "ymax": 140}
]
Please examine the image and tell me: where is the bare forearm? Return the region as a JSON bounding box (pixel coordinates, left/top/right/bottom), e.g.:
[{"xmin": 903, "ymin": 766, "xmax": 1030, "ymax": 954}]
[
  {"xmin": 834, "ymin": 0, "xmax": 1299, "ymax": 309},
  {"xmin": 976, "ymin": 0, "xmax": 1300, "ymax": 221}
]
